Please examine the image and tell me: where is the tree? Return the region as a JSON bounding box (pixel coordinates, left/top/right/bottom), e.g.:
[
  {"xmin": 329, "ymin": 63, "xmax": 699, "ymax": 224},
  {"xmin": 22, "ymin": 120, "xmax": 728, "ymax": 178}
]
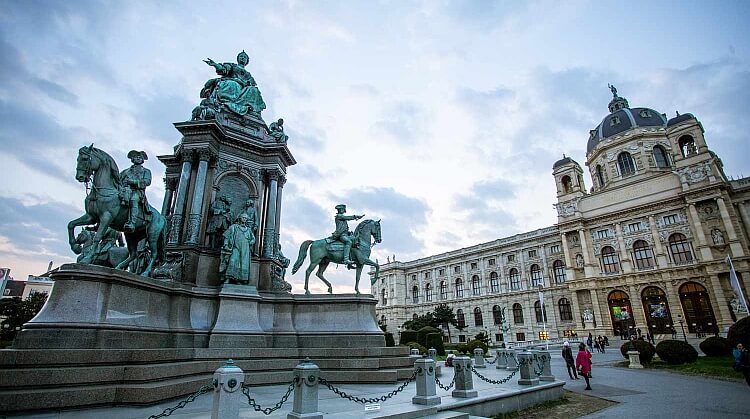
[
  {"xmin": 402, "ymin": 312, "xmax": 435, "ymax": 331},
  {"xmin": 432, "ymin": 303, "xmax": 459, "ymax": 343},
  {"xmin": 474, "ymin": 331, "xmax": 491, "ymax": 345},
  {"xmin": 0, "ymin": 291, "xmax": 48, "ymax": 342}
]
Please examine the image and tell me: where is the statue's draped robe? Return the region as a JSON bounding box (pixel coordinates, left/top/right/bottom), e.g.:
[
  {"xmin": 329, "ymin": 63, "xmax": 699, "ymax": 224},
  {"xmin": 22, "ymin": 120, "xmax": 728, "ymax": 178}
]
[
  {"xmin": 211, "ymin": 63, "xmax": 266, "ymax": 115},
  {"xmin": 221, "ymin": 224, "xmax": 255, "ymax": 284}
]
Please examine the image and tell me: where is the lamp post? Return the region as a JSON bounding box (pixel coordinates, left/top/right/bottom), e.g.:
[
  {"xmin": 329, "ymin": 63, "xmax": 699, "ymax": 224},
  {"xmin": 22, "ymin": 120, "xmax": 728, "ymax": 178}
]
[
  {"xmin": 538, "ymin": 285, "xmax": 548, "ymax": 350},
  {"xmin": 677, "ymin": 314, "xmax": 687, "ymax": 343}
]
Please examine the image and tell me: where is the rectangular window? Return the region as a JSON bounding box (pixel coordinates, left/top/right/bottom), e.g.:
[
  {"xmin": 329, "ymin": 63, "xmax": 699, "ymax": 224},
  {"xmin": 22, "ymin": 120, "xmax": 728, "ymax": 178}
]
[
  {"xmin": 438, "ymin": 268, "xmax": 445, "ymax": 276},
  {"xmin": 442, "ymin": 335, "xmax": 450, "ymax": 343},
  {"xmin": 528, "ymin": 249, "xmax": 537, "ymax": 258},
  {"xmin": 538, "ymin": 330, "xmax": 549, "ymax": 340},
  {"xmin": 488, "ymin": 258, "xmax": 495, "ymax": 266},
  {"xmin": 411, "ymin": 274, "xmax": 417, "ymax": 281},
  {"xmin": 549, "ymin": 245, "xmax": 560, "ymax": 254},
  {"xmin": 454, "ymin": 266, "xmax": 461, "ymax": 274},
  {"xmin": 628, "ymin": 222, "xmax": 641, "ymax": 232},
  {"xmin": 470, "ymin": 262, "xmax": 477, "ymax": 270},
  {"xmin": 495, "ymin": 333, "xmax": 504, "ymax": 342},
  {"xmin": 507, "ymin": 254, "xmax": 515, "ymax": 263},
  {"xmin": 663, "ymin": 214, "xmax": 678, "ymax": 225},
  {"xmin": 458, "ymin": 335, "xmax": 466, "ymax": 343},
  {"xmin": 597, "ymin": 229, "xmax": 609, "ymax": 239},
  {"xmin": 424, "ymin": 271, "xmax": 431, "ymax": 279},
  {"xmin": 516, "ymin": 332, "xmax": 526, "ymax": 342}
]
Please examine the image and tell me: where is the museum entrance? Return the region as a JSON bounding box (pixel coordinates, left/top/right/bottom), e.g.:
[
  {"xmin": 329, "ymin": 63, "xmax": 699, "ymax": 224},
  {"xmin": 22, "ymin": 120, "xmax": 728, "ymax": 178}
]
[
  {"xmin": 679, "ymin": 282, "xmax": 718, "ymax": 334},
  {"xmin": 608, "ymin": 290, "xmax": 635, "ymax": 337},
  {"xmin": 641, "ymin": 286, "xmax": 673, "ymax": 334}
]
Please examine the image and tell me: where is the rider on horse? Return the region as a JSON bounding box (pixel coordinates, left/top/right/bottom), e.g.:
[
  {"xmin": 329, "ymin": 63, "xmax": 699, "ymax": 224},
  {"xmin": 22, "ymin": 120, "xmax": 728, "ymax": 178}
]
[
  {"xmin": 331, "ymin": 204, "xmax": 364, "ymax": 268},
  {"xmin": 120, "ymin": 150, "xmax": 152, "ymax": 232}
]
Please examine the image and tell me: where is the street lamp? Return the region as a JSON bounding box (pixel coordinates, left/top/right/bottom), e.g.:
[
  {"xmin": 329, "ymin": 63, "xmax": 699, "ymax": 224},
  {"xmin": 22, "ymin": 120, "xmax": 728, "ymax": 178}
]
[{"xmin": 676, "ymin": 314, "xmax": 687, "ymax": 343}]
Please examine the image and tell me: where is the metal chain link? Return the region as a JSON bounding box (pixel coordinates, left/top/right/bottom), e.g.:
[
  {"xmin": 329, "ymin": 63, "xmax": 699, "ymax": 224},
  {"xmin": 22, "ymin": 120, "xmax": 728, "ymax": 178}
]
[
  {"xmin": 241, "ymin": 378, "xmax": 297, "ymax": 415},
  {"xmin": 435, "ymin": 374, "xmax": 455, "ymax": 391},
  {"xmin": 318, "ymin": 369, "xmax": 417, "ymax": 404},
  {"xmin": 470, "ymin": 365, "xmax": 518, "ymax": 385},
  {"xmin": 486, "ymin": 357, "xmax": 497, "ymax": 365},
  {"xmin": 148, "ymin": 382, "xmax": 214, "ymax": 419}
]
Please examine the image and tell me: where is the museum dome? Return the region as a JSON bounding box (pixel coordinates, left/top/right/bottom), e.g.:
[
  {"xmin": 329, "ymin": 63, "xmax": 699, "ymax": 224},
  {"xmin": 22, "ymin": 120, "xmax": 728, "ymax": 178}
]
[
  {"xmin": 586, "ymin": 86, "xmax": 667, "ymax": 154},
  {"xmin": 552, "ymin": 155, "xmax": 579, "ymax": 169}
]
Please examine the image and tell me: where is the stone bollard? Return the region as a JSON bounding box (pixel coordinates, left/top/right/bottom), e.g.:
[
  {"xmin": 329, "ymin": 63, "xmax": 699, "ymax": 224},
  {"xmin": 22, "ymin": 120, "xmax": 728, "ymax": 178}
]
[
  {"xmin": 451, "ymin": 356, "xmax": 478, "ymax": 398},
  {"xmin": 537, "ymin": 350, "xmax": 554, "ymax": 381},
  {"xmin": 212, "ymin": 359, "xmax": 245, "ymax": 419},
  {"xmin": 288, "ymin": 358, "xmax": 324, "ymax": 419},
  {"xmin": 428, "ymin": 348, "xmax": 442, "ymax": 377},
  {"xmin": 627, "ymin": 350, "xmax": 643, "ymax": 369},
  {"xmin": 506, "ymin": 350, "xmax": 519, "ymax": 371},
  {"xmin": 473, "ymin": 348, "xmax": 486, "ymax": 368},
  {"xmin": 410, "ymin": 348, "xmax": 421, "ymax": 357},
  {"xmin": 495, "ymin": 349, "xmax": 508, "ymax": 369},
  {"xmin": 412, "ymin": 358, "xmax": 441, "ymax": 405},
  {"xmin": 517, "ymin": 352, "xmax": 539, "ymax": 386}
]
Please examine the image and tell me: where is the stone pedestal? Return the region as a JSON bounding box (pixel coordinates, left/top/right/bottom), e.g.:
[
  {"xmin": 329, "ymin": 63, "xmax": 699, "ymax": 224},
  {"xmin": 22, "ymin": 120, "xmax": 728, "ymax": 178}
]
[
  {"xmin": 506, "ymin": 350, "xmax": 519, "ymax": 371},
  {"xmin": 537, "ymin": 350, "xmax": 555, "ymax": 382},
  {"xmin": 473, "ymin": 348, "xmax": 486, "ymax": 368},
  {"xmin": 209, "ymin": 286, "xmax": 266, "ymax": 348},
  {"xmin": 412, "ymin": 358, "xmax": 441, "ymax": 405},
  {"xmin": 212, "ymin": 360, "xmax": 245, "ymax": 419},
  {"xmin": 495, "ymin": 349, "xmax": 508, "ymax": 369},
  {"xmin": 288, "ymin": 359, "xmax": 323, "ymax": 419},
  {"xmin": 517, "ymin": 352, "xmax": 539, "ymax": 386},
  {"xmin": 451, "ymin": 356, "xmax": 478, "ymax": 398},
  {"xmin": 428, "ymin": 348, "xmax": 442, "ymax": 376},
  {"xmin": 627, "ymin": 350, "xmax": 643, "ymax": 369}
]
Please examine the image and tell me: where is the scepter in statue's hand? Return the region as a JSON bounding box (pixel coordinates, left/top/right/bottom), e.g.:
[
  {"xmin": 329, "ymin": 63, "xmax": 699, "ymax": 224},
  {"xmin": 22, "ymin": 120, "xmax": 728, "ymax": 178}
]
[{"xmin": 203, "ymin": 58, "xmax": 218, "ymax": 68}]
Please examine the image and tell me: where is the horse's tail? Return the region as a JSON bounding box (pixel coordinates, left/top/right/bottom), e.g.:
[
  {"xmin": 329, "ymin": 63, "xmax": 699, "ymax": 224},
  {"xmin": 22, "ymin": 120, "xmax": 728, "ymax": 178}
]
[{"xmin": 291, "ymin": 240, "xmax": 313, "ymax": 274}]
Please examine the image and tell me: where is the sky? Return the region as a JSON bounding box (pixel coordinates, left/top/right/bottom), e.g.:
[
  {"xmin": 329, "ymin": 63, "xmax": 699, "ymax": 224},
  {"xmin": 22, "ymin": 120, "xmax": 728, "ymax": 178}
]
[{"xmin": 1, "ymin": 0, "xmax": 749, "ymax": 293}]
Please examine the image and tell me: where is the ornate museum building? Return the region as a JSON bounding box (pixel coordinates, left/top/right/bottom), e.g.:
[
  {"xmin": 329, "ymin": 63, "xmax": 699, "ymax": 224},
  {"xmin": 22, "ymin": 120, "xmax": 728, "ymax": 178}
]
[{"xmin": 374, "ymin": 89, "xmax": 750, "ymax": 344}]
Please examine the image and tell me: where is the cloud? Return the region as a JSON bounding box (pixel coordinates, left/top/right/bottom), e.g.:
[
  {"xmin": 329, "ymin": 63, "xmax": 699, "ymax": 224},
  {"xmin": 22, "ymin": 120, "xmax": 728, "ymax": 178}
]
[{"xmin": 371, "ymin": 100, "xmax": 430, "ymax": 145}]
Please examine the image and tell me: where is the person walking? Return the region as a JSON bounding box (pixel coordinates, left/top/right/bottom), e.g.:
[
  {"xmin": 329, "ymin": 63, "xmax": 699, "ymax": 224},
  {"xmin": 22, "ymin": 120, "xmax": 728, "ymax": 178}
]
[
  {"xmin": 598, "ymin": 336, "xmax": 606, "ymax": 353},
  {"xmin": 587, "ymin": 333, "xmax": 594, "ymax": 352},
  {"xmin": 733, "ymin": 343, "xmax": 750, "ymax": 388},
  {"xmin": 562, "ymin": 341, "xmax": 578, "ymax": 380},
  {"xmin": 576, "ymin": 342, "xmax": 593, "ymax": 390}
]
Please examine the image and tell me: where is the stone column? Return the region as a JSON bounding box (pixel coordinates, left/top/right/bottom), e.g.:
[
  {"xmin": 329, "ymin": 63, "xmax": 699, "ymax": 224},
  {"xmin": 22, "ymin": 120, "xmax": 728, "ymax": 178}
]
[
  {"xmin": 168, "ymin": 149, "xmax": 193, "ymax": 245},
  {"xmin": 737, "ymin": 201, "xmax": 750, "ymax": 243},
  {"xmin": 570, "ymin": 289, "xmax": 583, "ymax": 328},
  {"xmin": 451, "ymin": 356, "xmax": 478, "ymax": 398},
  {"xmin": 687, "ymin": 203, "xmax": 712, "ymax": 261},
  {"xmin": 561, "ymin": 232, "xmax": 575, "ymax": 281},
  {"xmin": 161, "ymin": 177, "xmax": 178, "ymax": 216},
  {"xmin": 185, "ymin": 149, "xmax": 212, "ymax": 245},
  {"xmin": 262, "ymin": 170, "xmax": 279, "ymax": 258},
  {"xmin": 708, "ymin": 274, "xmax": 734, "ymax": 330},
  {"xmin": 717, "ymin": 197, "xmax": 745, "ymax": 257},
  {"xmin": 628, "ymin": 285, "xmax": 647, "ymax": 329},
  {"xmin": 412, "ymin": 358, "xmax": 441, "ymax": 405},
  {"xmin": 288, "ymin": 359, "xmax": 323, "ymax": 419},
  {"xmin": 589, "ymin": 288, "xmax": 605, "ymax": 331},
  {"xmin": 273, "ymin": 175, "xmax": 285, "ymax": 254},
  {"xmin": 211, "ymin": 360, "xmax": 245, "ymax": 419},
  {"xmin": 579, "ymin": 229, "xmax": 595, "ymax": 277},
  {"xmin": 615, "ymin": 223, "xmax": 632, "ymax": 273},
  {"xmin": 649, "ymin": 216, "xmax": 667, "ymax": 267}
]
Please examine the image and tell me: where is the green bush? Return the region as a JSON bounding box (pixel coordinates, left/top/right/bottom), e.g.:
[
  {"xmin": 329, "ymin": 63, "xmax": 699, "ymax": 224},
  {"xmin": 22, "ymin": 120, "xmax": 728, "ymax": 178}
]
[
  {"xmin": 699, "ymin": 336, "xmax": 731, "ymax": 357},
  {"xmin": 384, "ymin": 332, "xmax": 395, "ymax": 347},
  {"xmin": 425, "ymin": 332, "xmax": 445, "ymax": 356},
  {"xmin": 466, "ymin": 339, "xmax": 489, "ymax": 356},
  {"xmin": 619, "ymin": 340, "xmax": 656, "ymax": 364},
  {"xmin": 400, "ymin": 330, "xmax": 418, "ymax": 346},
  {"xmin": 656, "ymin": 340, "xmax": 698, "ymax": 365},
  {"xmin": 405, "ymin": 341, "xmax": 427, "ymax": 355},
  {"xmin": 728, "ymin": 316, "xmax": 750, "ymax": 348},
  {"xmin": 417, "ymin": 326, "xmax": 442, "ymax": 347},
  {"xmin": 456, "ymin": 343, "xmax": 469, "ymax": 354}
]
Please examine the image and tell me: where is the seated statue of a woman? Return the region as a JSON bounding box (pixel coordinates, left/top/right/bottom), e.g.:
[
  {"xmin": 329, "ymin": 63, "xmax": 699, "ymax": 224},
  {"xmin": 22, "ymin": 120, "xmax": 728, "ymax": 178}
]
[{"xmin": 201, "ymin": 50, "xmax": 266, "ymax": 116}]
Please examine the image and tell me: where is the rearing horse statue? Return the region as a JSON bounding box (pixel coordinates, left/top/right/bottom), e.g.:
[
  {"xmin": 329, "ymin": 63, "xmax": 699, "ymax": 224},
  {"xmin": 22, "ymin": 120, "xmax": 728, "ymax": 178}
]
[
  {"xmin": 292, "ymin": 219, "xmax": 381, "ymax": 294},
  {"xmin": 67, "ymin": 145, "xmax": 167, "ymax": 277}
]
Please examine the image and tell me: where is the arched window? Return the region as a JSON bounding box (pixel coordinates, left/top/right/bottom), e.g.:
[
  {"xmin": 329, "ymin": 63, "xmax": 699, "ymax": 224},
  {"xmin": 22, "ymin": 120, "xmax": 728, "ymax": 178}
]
[
  {"xmin": 474, "ymin": 307, "xmax": 483, "ymax": 326},
  {"xmin": 633, "ymin": 240, "xmax": 655, "ymax": 269},
  {"xmin": 509, "ymin": 268, "xmax": 520, "ymax": 290},
  {"xmin": 471, "ymin": 275, "xmax": 481, "ymax": 296},
  {"xmin": 412, "ymin": 285, "xmax": 419, "ymax": 304},
  {"xmin": 678, "ymin": 135, "xmax": 697, "ymax": 157},
  {"xmin": 530, "ymin": 264, "xmax": 543, "ymax": 287},
  {"xmin": 561, "ymin": 175, "xmax": 572, "ymax": 193},
  {"xmin": 534, "ymin": 300, "xmax": 547, "ymax": 323},
  {"xmin": 669, "ymin": 233, "xmax": 693, "ymax": 264},
  {"xmin": 456, "ymin": 309, "xmax": 466, "ymax": 328},
  {"xmin": 653, "ymin": 145, "xmax": 670, "ymax": 168},
  {"xmin": 617, "ymin": 152, "xmax": 636, "ymax": 176},
  {"xmin": 596, "ymin": 164, "xmax": 605, "ymax": 187},
  {"xmin": 558, "ymin": 298, "xmax": 573, "ymax": 321},
  {"xmin": 553, "ymin": 260, "xmax": 566, "ymax": 283},
  {"xmin": 439, "ymin": 281, "xmax": 447, "ymax": 300},
  {"xmin": 381, "ymin": 289, "xmax": 387, "ymax": 305},
  {"xmin": 413, "ymin": 313, "xmax": 418, "ymax": 320},
  {"xmin": 492, "ymin": 305, "xmax": 502, "ymax": 325},
  {"xmin": 455, "ymin": 278, "xmax": 464, "ymax": 298},
  {"xmin": 424, "ymin": 283, "xmax": 432, "ymax": 302},
  {"xmin": 601, "ymin": 246, "xmax": 620, "ymax": 273},
  {"xmin": 490, "ymin": 272, "xmax": 499, "ymax": 293},
  {"xmin": 513, "ymin": 303, "xmax": 524, "ymax": 324}
]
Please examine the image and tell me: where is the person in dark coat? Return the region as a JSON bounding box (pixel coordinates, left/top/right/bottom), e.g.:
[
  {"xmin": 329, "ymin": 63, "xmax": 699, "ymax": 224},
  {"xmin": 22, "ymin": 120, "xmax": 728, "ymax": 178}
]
[
  {"xmin": 562, "ymin": 341, "xmax": 578, "ymax": 380},
  {"xmin": 733, "ymin": 343, "xmax": 750, "ymax": 388}
]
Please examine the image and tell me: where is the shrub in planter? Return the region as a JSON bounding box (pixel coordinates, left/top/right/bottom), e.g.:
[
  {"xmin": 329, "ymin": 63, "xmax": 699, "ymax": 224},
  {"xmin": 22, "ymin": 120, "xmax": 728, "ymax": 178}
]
[
  {"xmin": 656, "ymin": 339, "xmax": 698, "ymax": 365},
  {"xmin": 699, "ymin": 336, "xmax": 731, "ymax": 357},
  {"xmin": 466, "ymin": 339, "xmax": 489, "ymax": 356},
  {"xmin": 406, "ymin": 341, "xmax": 427, "ymax": 355},
  {"xmin": 425, "ymin": 332, "xmax": 446, "ymax": 356},
  {"xmin": 400, "ymin": 330, "xmax": 418, "ymax": 346},
  {"xmin": 456, "ymin": 343, "xmax": 469, "ymax": 355},
  {"xmin": 727, "ymin": 316, "xmax": 750, "ymax": 348},
  {"xmin": 417, "ymin": 326, "xmax": 442, "ymax": 347},
  {"xmin": 384, "ymin": 332, "xmax": 395, "ymax": 347},
  {"xmin": 619, "ymin": 340, "xmax": 656, "ymax": 364}
]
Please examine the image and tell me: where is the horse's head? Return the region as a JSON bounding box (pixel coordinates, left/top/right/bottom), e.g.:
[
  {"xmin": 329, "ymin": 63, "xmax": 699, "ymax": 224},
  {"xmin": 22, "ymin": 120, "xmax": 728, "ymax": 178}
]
[
  {"xmin": 372, "ymin": 219, "xmax": 382, "ymax": 244},
  {"xmin": 76, "ymin": 144, "xmax": 96, "ymax": 183}
]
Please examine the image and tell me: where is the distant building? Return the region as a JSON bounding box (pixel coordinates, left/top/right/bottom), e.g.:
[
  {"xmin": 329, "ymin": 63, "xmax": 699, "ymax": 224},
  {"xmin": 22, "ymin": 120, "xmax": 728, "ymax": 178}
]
[
  {"xmin": 23, "ymin": 274, "xmax": 54, "ymax": 299},
  {"xmin": 374, "ymin": 90, "xmax": 750, "ymax": 344},
  {"xmin": 0, "ymin": 268, "xmax": 54, "ymax": 299}
]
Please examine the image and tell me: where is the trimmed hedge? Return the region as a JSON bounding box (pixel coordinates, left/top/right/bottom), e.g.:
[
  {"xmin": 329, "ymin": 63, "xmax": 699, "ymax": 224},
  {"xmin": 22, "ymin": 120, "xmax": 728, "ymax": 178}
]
[
  {"xmin": 699, "ymin": 336, "xmax": 731, "ymax": 357},
  {"xmin": 425, "ymin": 332, "xmax": 445, "ymax": 356},
  {"xmin": 619, "ymin": 340, "xmax": 656, "ymax": 364},
  {"xmin": 728, "ymin": 316, "xmax": 750, "ymax": 348},
  {"xmin": 467, "ymin": 339, "xmax": 489, "ymax": 356},
  {"xmin": 405, "ymin": 341, "xmax": 427, "ymax": 355},
  {"xmin": 400, "ymin": 330, "xmax": 418, "ymax": 346},
  {"xmin": 384, "ymin": 332, "xmax": 395, "ymax": 347},
  {"xmin": 456, "ymin": 343, "xmax": 469, "ymax": 354},
  {"xmin": 417, "ymin": 326, "xmax": 442, "ymax": 347},
  {"xmin": 656, "ymin": 339, "xmax": 698, "ymax": 365}
]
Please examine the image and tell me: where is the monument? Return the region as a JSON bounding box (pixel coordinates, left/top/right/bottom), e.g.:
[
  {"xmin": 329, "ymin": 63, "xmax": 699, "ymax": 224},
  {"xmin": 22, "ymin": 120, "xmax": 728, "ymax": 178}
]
[{"xmin": 0, "ymin": 50, "xmax": 412, "ymax": 413}]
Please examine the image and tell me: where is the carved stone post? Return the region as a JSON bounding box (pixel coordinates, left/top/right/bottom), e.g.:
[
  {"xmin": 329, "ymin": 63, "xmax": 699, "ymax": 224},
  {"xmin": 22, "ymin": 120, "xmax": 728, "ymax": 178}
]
[
  {"xmin": 288, "ymin": 358, "xmax": 323, "ymax": 419},
  {"xmin": 161, "ymin": 177, "xmax": 178, "ymax": 216},
  {"xmin": 186, "ymin": 149, "xmax": 212, "ymax": 245},
  {"xmin": 627, "ymin": 350, "xmax": 643, "ymax": 369},
  {"xmin": 273, "ymin": 176, "xmax": 285, "ymax": 254},
  {"xmin": 517, "ymin": 352, "xmax": 539, "ymax": 386},
  {"xmin": 211, "ymin": 359, "xmax": 244, "ymax": 419},
  {"xmin": 495, "ymin": 349, "xmax": 507, "ymax": 369},
  {"xmin": 428, "ymin": 347, "xmax": 442, "ymax": 376},
  {"xmin": 506, "ymin": 350, "xmax": 519, "ymax": 370},
  {"xmin": 537, "ymin": 350, "xmax": 554, "ymax": 381},
  {"xmin": 410, "ymin": 348, "xmax": 421, "ymax": 357},
  {"xmin": 263, "ymin": 170, "xmax": 279, "ymax": 258},
  {"xmin": 412, "ymin": 358, "xmax": 440, "ymax": 405},
  {"xmin": 169, "ymin": 149, "xmax": 193, "ymax": 244},
  {"xmin": 451, "ymin": 356, "xmax": 477, "ymax": 398},
  {"xmin": 473, "ymin": 348, "xmax": 486, "ymax": 368}
]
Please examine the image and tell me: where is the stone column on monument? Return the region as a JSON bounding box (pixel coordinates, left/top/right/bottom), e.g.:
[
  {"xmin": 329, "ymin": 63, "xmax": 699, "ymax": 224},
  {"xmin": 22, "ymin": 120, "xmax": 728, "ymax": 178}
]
[
  {"xmin": 578, "ymin": 229, "xmax": 595, "ymax": 277},
  {"xmin": 648, "ymin": 215, "xmax": 668, "ymax": 267},
  {"xmin": 263, "ymin": 170, "xmax": 279, "ymax": 258},
  {"xmin": 687, "ymin": 203, "xmax": 712, "ymax": 261},
  {"xmin": 272, "ymin": 175, "xmax": 285, "ymax": 255},
  {"xmin": 161, "ymin": 177, "xmax": 178, "ymax": 216},
  {"xmin": 561, "ymin": 232, "xmax": 575, "ymax": 281},
  {"xmin": 169, "ymin": 149, "xmax": 194, "ymax": 244},
  {"xmin": 185, "ymin": 149, "xmax": 213, "ymax": 245},
  {"xmin": 615, "ymin": 223, "xmax": 632, "ymax": 273},
  {"xmin": 717, "ymin": 197, "xmax": 745, "ymax": 257}
]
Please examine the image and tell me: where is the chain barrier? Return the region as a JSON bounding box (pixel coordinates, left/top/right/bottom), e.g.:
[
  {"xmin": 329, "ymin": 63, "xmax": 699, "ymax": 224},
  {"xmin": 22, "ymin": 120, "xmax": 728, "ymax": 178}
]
[
  {"xmin": 470, "ymin": 365, "xmax": 518, "ymax": 385},
  {"xmin": 486, "ymin": 356, "xmax": 497, "ymax": 365},
  {"xmin": 435, "ymin": 374, "xmax": 455, "ymax": 391},
  {"xmin": 147, "ymin": 382, "xmax": 215, "ymax": 419},
  {"xmin": 241, "ymin": 377, "xmax": 297, "ymax": 415},
  {"xmin": 318, "ymin": 369, "xmax": 417, "ymax": 405},
  {"xmin": 533, "ymin": 354, "xmax": 548, "ymax": 376}
]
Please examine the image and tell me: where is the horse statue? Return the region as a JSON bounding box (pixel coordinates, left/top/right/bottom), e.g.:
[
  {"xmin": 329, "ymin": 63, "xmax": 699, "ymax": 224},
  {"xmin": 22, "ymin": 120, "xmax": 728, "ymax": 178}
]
[
  {"xmin": 291, "ymin": 219, "xmax": 381, "ymax": 294},
  {"xmin": 67, "ymin": 145, "xmax": 167, "ymax": 277}
]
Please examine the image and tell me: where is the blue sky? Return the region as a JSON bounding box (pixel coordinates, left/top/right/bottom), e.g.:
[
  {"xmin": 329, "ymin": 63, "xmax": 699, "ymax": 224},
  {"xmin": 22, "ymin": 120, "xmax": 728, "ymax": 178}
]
[{"xmin": 1, "ymin": 0, "xmax": 749, "ymax": 292}]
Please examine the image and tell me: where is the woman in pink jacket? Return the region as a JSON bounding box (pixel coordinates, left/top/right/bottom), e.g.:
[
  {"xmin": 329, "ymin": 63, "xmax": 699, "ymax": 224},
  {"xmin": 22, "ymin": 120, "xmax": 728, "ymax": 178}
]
[{"xmin": 576, "ymin": 342, "xmax": 593, "ymax": 390}]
